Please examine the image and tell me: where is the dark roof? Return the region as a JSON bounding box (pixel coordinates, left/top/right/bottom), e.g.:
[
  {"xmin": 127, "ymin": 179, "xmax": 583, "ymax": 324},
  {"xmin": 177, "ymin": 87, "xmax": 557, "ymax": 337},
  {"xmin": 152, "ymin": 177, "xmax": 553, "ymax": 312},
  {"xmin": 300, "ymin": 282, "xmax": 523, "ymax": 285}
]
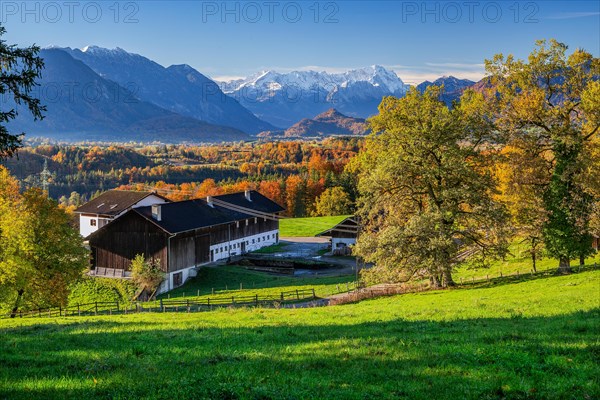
[
  {"xmin": 213, "ymin": 190, "xmax": 285, "ymax": 214},
  {"xmin": 75, "ymin": 190, "xmax": 168, "ymax": 216},
  {"xmin": 133, "ymin": 191, "xmax": 284, "ymax": 234},
  {"xmin": 316, "ymin": 216, "xmax": 359, "ymax": 237}
]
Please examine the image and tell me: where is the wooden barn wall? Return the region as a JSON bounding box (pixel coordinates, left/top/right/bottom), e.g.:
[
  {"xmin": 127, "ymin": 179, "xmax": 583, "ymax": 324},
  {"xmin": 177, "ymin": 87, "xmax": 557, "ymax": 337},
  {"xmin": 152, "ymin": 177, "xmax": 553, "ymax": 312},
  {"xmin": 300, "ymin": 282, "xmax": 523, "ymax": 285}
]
[
  {"xmin": 169, "ymin": 232, "xmax": 210, "ymax": 272},
  {"xmin": 89, "ymin": 213, "xmax": 168, "ymax": 272}
]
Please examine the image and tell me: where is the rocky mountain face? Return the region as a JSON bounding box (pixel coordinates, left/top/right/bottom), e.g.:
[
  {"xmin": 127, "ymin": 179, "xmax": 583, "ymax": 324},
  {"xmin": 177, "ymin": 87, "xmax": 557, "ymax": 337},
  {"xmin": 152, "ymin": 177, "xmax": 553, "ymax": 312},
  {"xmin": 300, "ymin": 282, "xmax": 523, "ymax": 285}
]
[
  {"xmin": 62, "ymin": 46, "xmax": 276, "ymax": 134},
  {"xmin": 220, "ymin": 65, "xmax": 408, "ymax": 128},
  {"xmin": 4, "ymin": 49, "xmax": 249, "ymax": 142},
  {"xmin": 258, "ymin": 108, "xmax": 368, "ymax": 138}
]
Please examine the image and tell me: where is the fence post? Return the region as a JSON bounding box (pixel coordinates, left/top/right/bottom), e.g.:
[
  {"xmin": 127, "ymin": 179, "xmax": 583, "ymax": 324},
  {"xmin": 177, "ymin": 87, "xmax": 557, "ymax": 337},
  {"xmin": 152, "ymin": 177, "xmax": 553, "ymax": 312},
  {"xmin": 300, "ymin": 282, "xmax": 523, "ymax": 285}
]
[
  {"xmin": 232, "ymin": 296, "xmax": 235, "ymax": 305},
  {"xmin": 280, "ymin": 292, "xmax": 284, "ymax": 301},
  {"xmin": 207, "ymin": 298, "xmax": 210, "ymax": 307},
  {"xmin": 187, "ymin": 299, "xmax": 190, "ymax": 313},
  {"xmin": 312, "ymin": 288, "xmax": 316, "ymax": 299},
  {"xmin": 160, "ymin": 299, "xmax": 164, "ymax": 312},
  {"xmin": 255, "ymin": 294, "xmax": 258, "ymax": 306},
  {"xmin": 296, "ymin": 289, "xmax": 299, "ymax": 300}
]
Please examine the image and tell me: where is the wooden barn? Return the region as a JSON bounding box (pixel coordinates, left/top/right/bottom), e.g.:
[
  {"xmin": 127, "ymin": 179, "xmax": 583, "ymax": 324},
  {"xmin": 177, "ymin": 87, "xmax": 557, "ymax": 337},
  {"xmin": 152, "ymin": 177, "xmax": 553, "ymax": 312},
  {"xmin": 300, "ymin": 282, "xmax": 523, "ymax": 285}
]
[
  {"xmin": 316, "ymin": 216, "xmax": 359, "ymax": 255},
  {"xmin": 87, "ymin": 190, "xmax": 284, "ymax": 293}
]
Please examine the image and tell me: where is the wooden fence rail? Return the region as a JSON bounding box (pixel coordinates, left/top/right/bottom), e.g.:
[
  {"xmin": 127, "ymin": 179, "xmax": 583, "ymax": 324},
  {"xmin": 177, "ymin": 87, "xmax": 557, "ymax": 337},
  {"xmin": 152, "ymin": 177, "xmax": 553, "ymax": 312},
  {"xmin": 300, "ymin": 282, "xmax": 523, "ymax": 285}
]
[{"xmin": 2, "ymin": 289, "xmax": 318, "ymax": 319}]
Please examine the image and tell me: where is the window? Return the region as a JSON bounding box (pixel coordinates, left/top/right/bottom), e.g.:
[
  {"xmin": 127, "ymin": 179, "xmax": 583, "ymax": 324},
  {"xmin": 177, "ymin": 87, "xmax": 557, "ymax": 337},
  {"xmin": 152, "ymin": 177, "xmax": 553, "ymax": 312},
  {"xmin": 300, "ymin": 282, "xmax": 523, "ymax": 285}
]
[
  {"xmin": 258, "ymin": 237, "xmax": 261, "ymax": 243},
  {"xmin": 215, "ymin": 248, "xmax": 219, "ymax": 254},
  {"xmin": 90, "ymin": 219, "xmax": 97, "ymax": 226},
  {"xmin": 173, "ymin": 272, "xmax": 183, "ymax": 287},
  {"xmin": 252, "ymin": 239, "xmax": 255, "ymax": 244}
]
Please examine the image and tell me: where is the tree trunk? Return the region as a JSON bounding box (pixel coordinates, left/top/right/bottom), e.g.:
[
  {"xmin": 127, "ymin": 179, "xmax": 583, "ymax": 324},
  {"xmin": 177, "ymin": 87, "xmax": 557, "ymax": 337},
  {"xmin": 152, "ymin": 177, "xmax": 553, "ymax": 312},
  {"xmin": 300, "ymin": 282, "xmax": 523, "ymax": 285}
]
[
  {"xmin": 531, "ymin": 252, "xmax": 537, "ymax": 273},
  {"xmin": 430, "ymin": 275, "xmax": 442, "ymax": 289},
  {"xmin": 10, "ymin": 289, "xmax": 24, "ymax": 318},
  {"xmin": 442, "ymin": 270, "xmax": 456, "ymax": 287},
  {"xmin": 579, "ymin": 254, "xmax": 585, "ymax": 266},
  {"xmin": 557, "ymin": 257, "xmax": 571, "ymax": 274}
]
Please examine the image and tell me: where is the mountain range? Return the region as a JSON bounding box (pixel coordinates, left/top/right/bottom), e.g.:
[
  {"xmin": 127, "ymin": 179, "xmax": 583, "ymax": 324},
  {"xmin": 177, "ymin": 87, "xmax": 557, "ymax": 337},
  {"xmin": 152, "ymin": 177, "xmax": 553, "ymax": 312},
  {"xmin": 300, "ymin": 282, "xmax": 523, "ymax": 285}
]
[
  {"xmin": 62, "ymin": 46, "xmax": 275, "ymax": 134},
  {"xmin": 4, "ymin": 45, "xmax": 481, "ymax": 142},
  {"xmin": 258, "ymin": 108, "xmax": 368, "ymax": 138},
  {"xmin": 219, "ymin": 65, "xmax": 409, "ymax": 128},
  {"xmin": 5, "ymin": 49, "xmax": 249, "ymax": 143}
]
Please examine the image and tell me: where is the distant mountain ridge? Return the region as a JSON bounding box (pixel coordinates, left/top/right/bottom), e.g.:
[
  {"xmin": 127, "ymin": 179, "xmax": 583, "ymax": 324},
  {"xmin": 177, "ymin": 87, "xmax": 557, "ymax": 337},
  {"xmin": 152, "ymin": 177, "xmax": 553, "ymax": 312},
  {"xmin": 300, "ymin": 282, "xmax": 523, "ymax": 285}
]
[
  {"xmin": 4, "ymin": 49, "xmax": 249, "ymax": 142},
  {"xmin": 416, "ymin": 76, "xmax": 476, "ymax": 106},
  {"xmin": 258, "ymin": 108, "xmax": 368, "ymax": 138},
  {"xmin": 220, "ymin": 65, "xmax": 408, "ymax": 128},
  {"xmin": 61, "ymin": 46, "xmax": 276, "ymax": 134}
]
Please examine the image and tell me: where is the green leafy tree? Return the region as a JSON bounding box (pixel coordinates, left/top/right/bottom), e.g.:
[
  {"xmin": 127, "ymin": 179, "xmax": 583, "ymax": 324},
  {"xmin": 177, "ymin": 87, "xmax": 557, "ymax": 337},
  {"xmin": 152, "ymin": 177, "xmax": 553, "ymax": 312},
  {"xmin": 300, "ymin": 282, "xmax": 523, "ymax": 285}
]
[
  {"xmin": 0, "ymin": 173, "xmax": 88, "ymax": 317},
  {"xmin": 485, "ymin": 39, "xmax": 600, "ymax": 273},
  {"xmin": 352, "ymin": 87, "xmax": 510, "ymax": 288},
  {"xmin": 0, "ymin": 25, "xmax": 45, "ymax": 159},
  {"xmin": 313, "ymin": 186, "xmax": 353, "ymax": 216},
  {"xmin": 131, "ymin": 254, "xmax": 165, "ymax": 294}
]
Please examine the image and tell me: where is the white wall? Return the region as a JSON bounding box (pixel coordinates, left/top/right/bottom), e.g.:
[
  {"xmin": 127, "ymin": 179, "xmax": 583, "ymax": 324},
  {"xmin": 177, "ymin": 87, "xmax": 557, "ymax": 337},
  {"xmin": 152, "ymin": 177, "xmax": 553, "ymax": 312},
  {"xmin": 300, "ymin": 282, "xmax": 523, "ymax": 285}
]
[
  {"xmin": 210, "ymin": 229, "xmax": 279, "ymax": 262},
  {"xmin": 80, "ymin": 215, "xmax": 98, "ymax": 238}
]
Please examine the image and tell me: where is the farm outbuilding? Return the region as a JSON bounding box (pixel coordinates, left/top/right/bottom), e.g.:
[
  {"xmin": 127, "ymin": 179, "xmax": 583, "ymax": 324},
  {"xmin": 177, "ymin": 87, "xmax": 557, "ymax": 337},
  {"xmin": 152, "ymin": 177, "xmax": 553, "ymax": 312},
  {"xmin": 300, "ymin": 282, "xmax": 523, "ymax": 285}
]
[
  {"xmin": 86, "ymin": 190, "xmax": 284, "ymax": 293},
  {"xmin": 316, "ymin": 216, "xmax": 359, "ymax": 255}
]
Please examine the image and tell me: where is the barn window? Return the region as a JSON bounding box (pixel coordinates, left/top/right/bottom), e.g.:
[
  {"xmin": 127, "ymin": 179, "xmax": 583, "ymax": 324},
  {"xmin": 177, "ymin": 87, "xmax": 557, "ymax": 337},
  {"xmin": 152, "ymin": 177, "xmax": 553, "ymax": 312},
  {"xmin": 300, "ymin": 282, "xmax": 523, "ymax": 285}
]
[
  {"xmin": 173, "ymin": 272, "xmax": 183, "ymax": 287},
  {"xmin": 90, "ymin": 219, "xmax": 97, "ymax": 226}
]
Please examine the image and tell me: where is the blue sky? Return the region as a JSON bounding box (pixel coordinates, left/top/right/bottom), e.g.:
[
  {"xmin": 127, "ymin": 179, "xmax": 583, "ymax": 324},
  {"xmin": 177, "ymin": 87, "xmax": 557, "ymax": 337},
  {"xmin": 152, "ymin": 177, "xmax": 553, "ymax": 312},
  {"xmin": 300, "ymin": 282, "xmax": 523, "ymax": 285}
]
[{"xmin": 2, "ymin": 1, "xmax": 598, "ymax": 84}]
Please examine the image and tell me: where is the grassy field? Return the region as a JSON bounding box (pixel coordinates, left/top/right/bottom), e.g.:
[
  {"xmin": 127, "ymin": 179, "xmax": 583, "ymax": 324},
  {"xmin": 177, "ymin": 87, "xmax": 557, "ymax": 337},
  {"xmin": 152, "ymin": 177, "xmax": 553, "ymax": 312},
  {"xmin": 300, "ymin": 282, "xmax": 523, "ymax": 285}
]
[
  {"xmin": 156, "ymin": 266, "xmax": 356, "ymax": 300},
  {"xmin": 1, "ymin": 269, "xmax": 598, "ymax": 400},
  {"xmin": 279, "ymin": 215, "xmax": 350, "ymax": 237}
]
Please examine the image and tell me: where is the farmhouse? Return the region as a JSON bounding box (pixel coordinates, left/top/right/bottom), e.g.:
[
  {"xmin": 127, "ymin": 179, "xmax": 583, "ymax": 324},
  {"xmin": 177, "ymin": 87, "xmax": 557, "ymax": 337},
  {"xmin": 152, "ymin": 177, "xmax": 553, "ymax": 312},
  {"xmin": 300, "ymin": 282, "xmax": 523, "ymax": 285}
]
[
  {"xmin": 87, "ymin": 190, "xmax": 284, "ymax": 293},
  {"xmin": 74, "ymin": 190, "xmax": 169, "ymax": 237},
  {"xmin": 316, "ymin": 216, "xmax": 359, "ymax": 255}
]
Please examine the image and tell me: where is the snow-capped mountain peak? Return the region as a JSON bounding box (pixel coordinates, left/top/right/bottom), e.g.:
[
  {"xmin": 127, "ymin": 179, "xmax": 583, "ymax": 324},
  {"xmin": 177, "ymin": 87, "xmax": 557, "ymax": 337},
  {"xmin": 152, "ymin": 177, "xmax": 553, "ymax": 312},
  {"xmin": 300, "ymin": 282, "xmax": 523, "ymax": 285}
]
[{"xmin": 218, "ymin": 65, "xmax": 408, "ymax": 127}]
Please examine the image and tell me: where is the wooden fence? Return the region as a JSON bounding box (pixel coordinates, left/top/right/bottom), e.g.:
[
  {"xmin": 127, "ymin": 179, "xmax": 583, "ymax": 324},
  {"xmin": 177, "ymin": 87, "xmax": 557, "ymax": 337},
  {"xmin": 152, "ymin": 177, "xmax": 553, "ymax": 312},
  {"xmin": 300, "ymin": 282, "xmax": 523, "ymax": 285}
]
[{"xmin": 2, "ymin": 289, "xmax": 317, "ymax": 319}]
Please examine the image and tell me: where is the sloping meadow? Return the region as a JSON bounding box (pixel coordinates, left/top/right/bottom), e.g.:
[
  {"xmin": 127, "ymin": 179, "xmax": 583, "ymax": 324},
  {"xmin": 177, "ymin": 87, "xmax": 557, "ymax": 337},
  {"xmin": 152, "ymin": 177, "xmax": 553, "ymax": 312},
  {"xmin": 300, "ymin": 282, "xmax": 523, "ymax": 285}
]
[{"xmin": 1, "ymin": 270, "xmax": 598, "ymax": 400}]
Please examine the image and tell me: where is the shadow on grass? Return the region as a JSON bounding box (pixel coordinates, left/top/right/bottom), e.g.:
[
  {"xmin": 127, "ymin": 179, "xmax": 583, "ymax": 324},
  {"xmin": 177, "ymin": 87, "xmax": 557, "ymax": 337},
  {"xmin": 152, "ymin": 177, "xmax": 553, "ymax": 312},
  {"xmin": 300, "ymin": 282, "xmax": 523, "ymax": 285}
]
[{"xmin": 1, "ymin": 309, "xmax": 599, "ymax": 400}]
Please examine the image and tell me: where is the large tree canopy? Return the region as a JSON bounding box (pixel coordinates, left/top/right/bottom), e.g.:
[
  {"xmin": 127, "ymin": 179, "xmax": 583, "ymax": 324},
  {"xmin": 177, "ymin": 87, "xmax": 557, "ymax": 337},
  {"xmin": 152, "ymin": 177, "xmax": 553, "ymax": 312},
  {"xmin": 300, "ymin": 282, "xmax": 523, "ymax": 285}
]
[
  {"xmin": 352, "ymin": 86, "xmax": 509, "ymax": 288},
  {"xmin": 485, "ymin": 39, "xmax": 600, "ymax": 273},
  {"xmin": 0, "ymin": 167, "xmax": 88, "ymax": 317},
  {"xmin": 0, "ymin": 24, "xmax": 45, "ymax": 159}
]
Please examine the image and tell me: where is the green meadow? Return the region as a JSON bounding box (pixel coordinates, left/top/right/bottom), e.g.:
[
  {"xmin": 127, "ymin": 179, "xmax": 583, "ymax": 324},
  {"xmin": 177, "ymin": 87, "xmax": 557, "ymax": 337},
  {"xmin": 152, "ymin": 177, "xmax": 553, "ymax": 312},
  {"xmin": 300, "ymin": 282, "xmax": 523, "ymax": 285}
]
[
  {"xmin": 1, "ymin": 269, "xmax": 598, "ymax": 400},
  {"xmin": 279, "ymin": 215, "xmax": 350, "ymax": 237}
]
